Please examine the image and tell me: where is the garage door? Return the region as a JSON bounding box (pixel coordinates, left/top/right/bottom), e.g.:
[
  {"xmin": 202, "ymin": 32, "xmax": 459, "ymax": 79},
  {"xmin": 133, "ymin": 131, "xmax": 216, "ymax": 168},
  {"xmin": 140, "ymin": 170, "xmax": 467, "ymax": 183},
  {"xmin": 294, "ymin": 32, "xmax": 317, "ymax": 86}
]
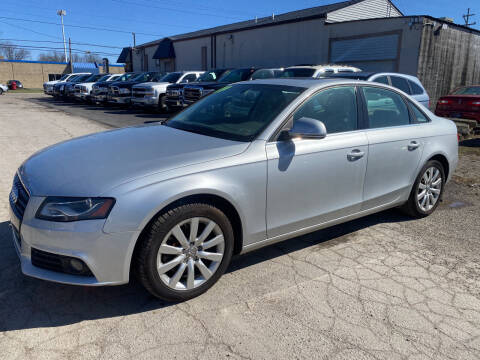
[{"xmin": 329, "ymin": 33, "xmax": 399, "ymax": 72}]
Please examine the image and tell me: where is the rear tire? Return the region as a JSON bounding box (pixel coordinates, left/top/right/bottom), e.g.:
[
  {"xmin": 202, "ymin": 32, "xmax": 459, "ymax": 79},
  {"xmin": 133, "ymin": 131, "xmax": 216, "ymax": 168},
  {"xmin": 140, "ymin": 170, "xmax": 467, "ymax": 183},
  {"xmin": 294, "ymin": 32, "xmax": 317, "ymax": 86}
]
[
  {"xmin": 0, "ymin": 89, "xmax": 3, "ymax": 95},
  {"xmin": 135, "ymin": 203, "xmax": 234, "ymax": 301},
  {"xmin": 401, "ymin": 160, "xmax": 445, "ymax": 218}
]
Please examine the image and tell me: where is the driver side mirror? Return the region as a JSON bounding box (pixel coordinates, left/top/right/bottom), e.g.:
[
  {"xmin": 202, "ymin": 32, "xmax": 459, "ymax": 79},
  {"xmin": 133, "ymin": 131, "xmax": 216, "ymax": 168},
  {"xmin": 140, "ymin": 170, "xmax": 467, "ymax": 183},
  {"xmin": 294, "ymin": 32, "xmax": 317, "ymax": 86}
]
[{"xmin": 280, "ymin": 117, "xmax": 327, "ymax": 140}]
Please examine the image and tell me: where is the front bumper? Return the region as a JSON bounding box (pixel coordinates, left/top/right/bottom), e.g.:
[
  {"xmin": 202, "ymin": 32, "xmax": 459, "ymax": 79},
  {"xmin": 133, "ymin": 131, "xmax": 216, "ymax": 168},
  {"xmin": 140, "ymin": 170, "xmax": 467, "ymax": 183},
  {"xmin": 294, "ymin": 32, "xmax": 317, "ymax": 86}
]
[
  {"xmin": 165, "ymin": 98, "xmax": 184, "ymax": 108},
  {"xmin": 131, "ymin": 96, "xmax": 157, "ymax": 107},
  {"xmin": 9, "ymin": 196, "xmax": 139, "ymax": 286},
  {"xmin": 91, "ymin": 93, "xmax": 107, "ymax": 103},
  {"xmin": 109, "ymin": 96, "xmax": 131, "ymax": 104}
]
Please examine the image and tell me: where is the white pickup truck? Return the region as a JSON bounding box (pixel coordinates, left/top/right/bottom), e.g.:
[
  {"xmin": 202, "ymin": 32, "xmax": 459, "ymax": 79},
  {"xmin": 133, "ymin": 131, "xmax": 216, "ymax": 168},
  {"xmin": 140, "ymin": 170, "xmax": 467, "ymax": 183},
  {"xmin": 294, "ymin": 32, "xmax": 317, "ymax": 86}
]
[
  {"xmin": 131, "ymin": 71, "xmax": 203, "ymax": 110},
  {"xmin": 74, "ymin": 74, "xmax": 121, "ymax": 102},
  {"xmin": 43, "ymin": 73, "xmax": 91, "ymax": 95}
]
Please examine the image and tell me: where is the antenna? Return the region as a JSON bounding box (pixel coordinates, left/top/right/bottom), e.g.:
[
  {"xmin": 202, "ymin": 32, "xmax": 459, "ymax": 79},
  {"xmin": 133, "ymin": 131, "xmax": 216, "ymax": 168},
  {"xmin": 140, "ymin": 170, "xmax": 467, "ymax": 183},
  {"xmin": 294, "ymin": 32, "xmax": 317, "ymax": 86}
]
[{"xmin": 463, "ymin": 8, "xmax": 476, "ymax": 27}]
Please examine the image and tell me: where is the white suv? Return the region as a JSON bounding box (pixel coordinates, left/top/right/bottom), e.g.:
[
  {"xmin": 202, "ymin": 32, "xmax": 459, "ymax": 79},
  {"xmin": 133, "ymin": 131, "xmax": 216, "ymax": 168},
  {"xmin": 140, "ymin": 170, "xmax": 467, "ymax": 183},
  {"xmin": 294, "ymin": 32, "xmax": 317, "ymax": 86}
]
[
  {"xmin": 132, "ymin": 71, "xmax": 203, "ymax": 110},
  {"xmin": 326, "ymin": 72, "xmax": 430, "ymax": 108},
  {"xmin": 43, "ymin": 73, "xmax": 91, "ymax": 95},
  {"xmin": 283, "ymin": 64, "xmax": 361, "ymax": 78}
]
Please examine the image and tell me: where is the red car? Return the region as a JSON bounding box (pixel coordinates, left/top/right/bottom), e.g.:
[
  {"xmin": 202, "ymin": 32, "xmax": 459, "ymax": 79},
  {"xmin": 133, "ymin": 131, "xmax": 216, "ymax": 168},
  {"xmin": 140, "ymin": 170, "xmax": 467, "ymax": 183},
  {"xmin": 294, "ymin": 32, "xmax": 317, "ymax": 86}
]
[{"xmin": 435, "ymin": 85, "xmax": 480, "ymax": 123}]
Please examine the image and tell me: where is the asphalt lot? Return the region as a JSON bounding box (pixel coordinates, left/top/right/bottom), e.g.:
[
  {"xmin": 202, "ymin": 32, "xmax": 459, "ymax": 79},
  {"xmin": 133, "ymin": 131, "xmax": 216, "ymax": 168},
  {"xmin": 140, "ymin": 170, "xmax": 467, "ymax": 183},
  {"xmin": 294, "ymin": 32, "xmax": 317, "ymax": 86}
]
[
  {"xmin": 1, "ymin": 93, "xmax": 480, "ymax": 359},
  {"xmin": 26, "ymin": 93, "xmax": 170, "ymax": 128}
]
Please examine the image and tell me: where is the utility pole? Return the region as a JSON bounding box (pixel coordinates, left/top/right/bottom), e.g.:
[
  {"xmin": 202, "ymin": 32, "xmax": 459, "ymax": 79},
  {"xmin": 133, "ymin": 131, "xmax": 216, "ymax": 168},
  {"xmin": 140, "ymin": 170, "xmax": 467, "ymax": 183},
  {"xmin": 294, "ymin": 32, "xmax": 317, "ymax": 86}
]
[
  {"xmin": 68, "ymin": 38, "xmax": 72, "ymax": 72},
  {"xmin": 463, "ymin": 8, "xmax": 476, "ymax": 27},
  {"xmin": 132, "ymin": 32, "xmax": 136, "ymax": 48},
  {"xmin": 57, "ymin": 10, "xmax": 67, "ymax": 62}
]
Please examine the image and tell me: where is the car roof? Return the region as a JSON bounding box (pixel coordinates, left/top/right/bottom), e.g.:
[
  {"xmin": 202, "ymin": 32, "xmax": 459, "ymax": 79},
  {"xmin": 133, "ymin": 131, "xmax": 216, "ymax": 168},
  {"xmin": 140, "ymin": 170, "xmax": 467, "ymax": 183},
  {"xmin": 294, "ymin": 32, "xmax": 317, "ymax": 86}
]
[
  {"xmin": 286, "ymin": 65, "xmax": 359, "ymax": 70},
  {"xmin": 243, "ymin": 77, "xmax": 352, "ymax": 88}
]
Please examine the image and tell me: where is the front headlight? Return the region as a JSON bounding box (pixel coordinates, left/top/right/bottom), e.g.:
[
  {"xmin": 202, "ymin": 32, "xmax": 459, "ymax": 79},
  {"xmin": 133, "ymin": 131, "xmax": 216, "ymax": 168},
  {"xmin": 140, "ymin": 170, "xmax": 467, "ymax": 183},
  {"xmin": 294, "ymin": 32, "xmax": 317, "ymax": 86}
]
[
  {"xmin": 119, "ymin": 88, "xmax": 130, "ymax": 94},
  {"xmin": 36, "ymin": 197, "xmax": 115, "ymax": 222}
]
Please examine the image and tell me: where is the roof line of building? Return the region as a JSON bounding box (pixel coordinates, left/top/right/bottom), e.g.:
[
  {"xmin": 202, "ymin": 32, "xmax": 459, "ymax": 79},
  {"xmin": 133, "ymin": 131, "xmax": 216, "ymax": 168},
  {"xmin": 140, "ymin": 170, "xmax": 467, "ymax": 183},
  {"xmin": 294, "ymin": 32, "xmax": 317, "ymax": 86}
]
[
  {"xmin": 324, "ymin": 15, "xmax": 480, "ymax": 35},
  {"xmin": 134, "ymin": 0, "xmax": 369, "ymax": 48},
  {"xmin": 0, "ymin": 59, "xmax": 125, "ymax": 66}
]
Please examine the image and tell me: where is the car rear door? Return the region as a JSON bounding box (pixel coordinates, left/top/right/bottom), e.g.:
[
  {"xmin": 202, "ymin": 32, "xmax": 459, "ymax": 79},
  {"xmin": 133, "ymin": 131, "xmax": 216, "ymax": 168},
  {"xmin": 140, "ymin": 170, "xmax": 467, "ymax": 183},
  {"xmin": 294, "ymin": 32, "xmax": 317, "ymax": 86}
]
[
  {"xmin": 266, "ymin": 85, "xmax": 368, "ymax": 238},
  {"xmin": 360, "ymin": 85, "xmax": 425, "ymax": 210}
]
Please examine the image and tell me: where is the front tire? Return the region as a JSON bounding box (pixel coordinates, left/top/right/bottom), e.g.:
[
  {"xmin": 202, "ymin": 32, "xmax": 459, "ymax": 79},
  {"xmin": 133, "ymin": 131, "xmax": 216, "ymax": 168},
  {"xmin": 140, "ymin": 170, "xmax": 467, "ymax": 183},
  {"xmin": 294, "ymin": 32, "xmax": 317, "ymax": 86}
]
[
  {"xmin": 135, "ymin": 203, "xmax": 234, "ymax": 301},
  {"xmin": 401, "ymin": 160, "xmax": 445, "ymax": 218}
]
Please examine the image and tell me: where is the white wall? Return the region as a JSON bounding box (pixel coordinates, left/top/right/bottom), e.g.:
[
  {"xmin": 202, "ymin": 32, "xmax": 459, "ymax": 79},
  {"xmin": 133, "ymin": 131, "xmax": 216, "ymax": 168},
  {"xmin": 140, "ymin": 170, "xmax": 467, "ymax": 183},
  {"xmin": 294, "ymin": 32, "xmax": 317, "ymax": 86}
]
[{"xmin": 327, "ymin": 0, "xmax": 402, "ymax": 22}]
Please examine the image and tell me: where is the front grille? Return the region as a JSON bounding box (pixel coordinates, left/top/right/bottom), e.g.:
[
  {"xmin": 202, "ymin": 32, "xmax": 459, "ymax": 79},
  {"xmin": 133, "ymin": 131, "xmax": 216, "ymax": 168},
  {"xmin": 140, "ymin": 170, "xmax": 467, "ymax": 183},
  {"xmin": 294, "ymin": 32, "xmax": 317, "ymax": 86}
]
[
  {"xmin": 9, "ymin": 174, "xmax": 30, "ymax": 220},
  {"xmin": 132, "ymin": 87, "xmax": 151, "ymax": 98},
  {"xmin": 31, "ymin": 248, "xmax": 94, "ymax": 277},
  {"xmin": 166, "ymin": 89, "xmax": 181, "ymax": 99},
  {"xmin": 109, "ymin": 86, "xmax": 120, "ymax": 96},
  {"xmin": 184, "ymin": 87, "xmax": 202, "ymax": 101}
]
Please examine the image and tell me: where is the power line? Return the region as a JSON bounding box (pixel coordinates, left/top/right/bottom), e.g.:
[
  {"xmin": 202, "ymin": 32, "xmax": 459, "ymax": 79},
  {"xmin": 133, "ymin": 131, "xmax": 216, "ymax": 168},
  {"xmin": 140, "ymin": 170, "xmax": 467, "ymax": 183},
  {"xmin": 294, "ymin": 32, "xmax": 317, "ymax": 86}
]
[
  {"xmin": 0, "ymin": 19, "xmax": 61, "ymax": 40},
  {"xmin": 0, "ymin": 16, "xmax": 163, "ymax": 37},
  {"xmin": 0, "ymin": 38, "xmax": 124, "ymax": 49},
  {"xmin": 0, "ymin": 43, "xmax": 119, "ymax": 56}
]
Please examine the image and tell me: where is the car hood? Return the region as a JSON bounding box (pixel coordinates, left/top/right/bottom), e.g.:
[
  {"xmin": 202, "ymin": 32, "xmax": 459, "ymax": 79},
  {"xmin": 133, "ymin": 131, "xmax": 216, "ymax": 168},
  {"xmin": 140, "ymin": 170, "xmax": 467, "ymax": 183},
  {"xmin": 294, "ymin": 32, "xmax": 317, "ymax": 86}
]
[
  {"xmin": 20, "ymin": 124, "xmax": 249, "ymax": 197},
  {"xmin": 44, "ymin": 80, "xmax": 59, "ymax": 85},
  {"xmin": 134, "ymin": 81, "xmax": 169, "ymax": 89}
]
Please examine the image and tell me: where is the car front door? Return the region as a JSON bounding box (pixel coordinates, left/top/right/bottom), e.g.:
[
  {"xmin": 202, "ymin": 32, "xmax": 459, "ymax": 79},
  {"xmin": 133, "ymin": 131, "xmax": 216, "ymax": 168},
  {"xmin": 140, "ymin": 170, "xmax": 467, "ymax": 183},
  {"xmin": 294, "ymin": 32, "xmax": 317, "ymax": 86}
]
[
  {"xmin": 266, "ymin": 86, "xmax": 368, "ymax": 238},
  {"xmin": 360, "ymin": 86, "xmax": 425, "ymax": 210}
]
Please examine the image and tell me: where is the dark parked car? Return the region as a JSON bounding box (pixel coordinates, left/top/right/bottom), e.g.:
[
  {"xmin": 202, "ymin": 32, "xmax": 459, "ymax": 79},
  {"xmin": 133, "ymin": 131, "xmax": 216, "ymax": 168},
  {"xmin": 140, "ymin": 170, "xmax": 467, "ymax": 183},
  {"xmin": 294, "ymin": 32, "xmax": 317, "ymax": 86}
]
[
  {"xmin": 435, "ymin": 85, "xmax": 480, "ymax": 123},
  {"xmin": 165, "ymin": 69, "xmax": 231, "ymax": 110},
  {"xmin": 107, "ymin": 72, "xmax": 160, "ymax": 105},
  {"xmin": 7, "ymin": 80, "xmax": 23, "ymax": 89},
  {"xmin": 91, "ymin": 73, "xmax": 138, "ymax": 104},
  {"xmin": 183, "ymin": 68, "xmax": 256, "ymax": 106}
]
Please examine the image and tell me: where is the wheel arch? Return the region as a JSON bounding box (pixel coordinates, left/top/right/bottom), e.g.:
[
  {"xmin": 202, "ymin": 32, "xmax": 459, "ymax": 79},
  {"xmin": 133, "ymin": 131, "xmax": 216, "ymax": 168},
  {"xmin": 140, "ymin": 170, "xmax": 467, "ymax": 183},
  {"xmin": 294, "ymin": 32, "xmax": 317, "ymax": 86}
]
[
  {"xmin": 131, "ymin": 193, "xmax": 244, "ymax": 276},
  {"xmin": 427, "ymin": 153, "xmax": 450, "ymax": 180}
]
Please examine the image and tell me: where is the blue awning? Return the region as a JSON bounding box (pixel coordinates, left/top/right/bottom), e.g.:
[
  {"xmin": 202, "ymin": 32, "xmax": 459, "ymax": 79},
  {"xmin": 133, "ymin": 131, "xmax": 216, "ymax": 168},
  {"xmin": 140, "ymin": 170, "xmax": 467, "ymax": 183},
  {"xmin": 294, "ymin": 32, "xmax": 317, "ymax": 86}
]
[
  {"xmin": 153, "ymin": 38, "xmax": 175, "ymax": 59},
  {"xmin": 72, "ymin": 62, "xmax": 99, "ymax": 73}
]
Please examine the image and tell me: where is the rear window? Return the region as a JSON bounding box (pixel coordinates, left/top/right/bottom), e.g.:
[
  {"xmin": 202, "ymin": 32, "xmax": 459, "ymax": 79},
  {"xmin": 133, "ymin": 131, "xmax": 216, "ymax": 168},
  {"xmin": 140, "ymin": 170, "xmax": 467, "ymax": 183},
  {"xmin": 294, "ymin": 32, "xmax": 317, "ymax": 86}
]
[
  {"xmin": 453, "ymin": 86, "xmax": 480, "ymax": 95},
  {"xmin": 390, "ymin": 76, "xmax": 411, "ymax": 94},
  {"xmin": 373, "ymin": 76, "xmax": 389, "ymax": 85},
  {"xmin": 408, "ymin": 80, "xmax": 424, "ymax": 95},
  {"xmin": 282, "ymin": 68, "xmax": 316, "ymax": 78}
]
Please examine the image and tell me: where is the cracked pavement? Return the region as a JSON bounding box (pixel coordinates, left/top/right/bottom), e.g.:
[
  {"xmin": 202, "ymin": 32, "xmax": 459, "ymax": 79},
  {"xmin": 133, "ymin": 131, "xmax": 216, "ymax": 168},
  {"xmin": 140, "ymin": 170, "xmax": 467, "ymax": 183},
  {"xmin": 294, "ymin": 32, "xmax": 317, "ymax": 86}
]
[{"xmin": 1, "ymin": 94, "xmax": 480, "ymax": 359}]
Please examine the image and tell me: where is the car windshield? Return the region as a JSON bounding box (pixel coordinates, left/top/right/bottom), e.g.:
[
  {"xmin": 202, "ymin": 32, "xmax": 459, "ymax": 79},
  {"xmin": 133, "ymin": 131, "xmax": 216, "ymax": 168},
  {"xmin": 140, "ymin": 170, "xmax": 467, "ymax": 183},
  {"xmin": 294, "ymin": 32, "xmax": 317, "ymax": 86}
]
[
  {"xmin": 96, "ymin": 75, "xmax": 111, "ymax": 82},
  {"xmin": 74, "ymin": 75, "xmax": 91, "ymax": 82},
  {"xmin": 282, "ymin": 68, "xmax": 316, "ymax": 78},
  {"xmin": 166, "ymin": 84, "xmax": 305, "ymax": 142},
  {"xmin": 58, "ymin": 74, "xmax": 69, "ymax": 81},
  {"xmin": 218, "ymin": 69, "xmax": 253, "ymax": 83},
  {"xmin": 159, "ymin": 72, "xmax": 182, "ymax": 83},
  {"xmin": 84, "ymin": 74, "xmax": 102, "ymax": 82},
  {"xmin": 116, "ymin": 73, "xmax": 136, "ymax": 82},
  {"xmin": 66, "ymin": 75, "xmax": 80, "ymax": 82},
  {"xmin": 453, "ymin": 86, "xmax": 480, "ymax": 95},
  {"xmin": 197, "ymin": 70, "xmax": 228, "ymax": 82}
]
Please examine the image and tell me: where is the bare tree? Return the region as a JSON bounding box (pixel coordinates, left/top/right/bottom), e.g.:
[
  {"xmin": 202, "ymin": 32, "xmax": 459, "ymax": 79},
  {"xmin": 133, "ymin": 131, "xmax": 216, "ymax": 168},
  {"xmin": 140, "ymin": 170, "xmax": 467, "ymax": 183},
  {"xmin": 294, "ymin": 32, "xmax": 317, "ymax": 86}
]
[
  {"xmin": 0, "ymin": 42, "xmax": 30, "ymax": 60},
  {"xmin": 38, "ymin": 51, "xmax": 65, "ymax": 62},
  {"xmin": 38, "ymin": 51, "xmax": 102, "ymax": 63}
]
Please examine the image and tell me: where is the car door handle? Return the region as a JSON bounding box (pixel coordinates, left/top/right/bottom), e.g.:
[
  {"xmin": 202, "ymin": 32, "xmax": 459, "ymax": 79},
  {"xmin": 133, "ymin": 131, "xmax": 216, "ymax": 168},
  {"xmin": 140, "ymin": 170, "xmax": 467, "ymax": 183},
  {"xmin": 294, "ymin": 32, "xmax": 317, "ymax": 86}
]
[
  {"xmin": 347, "ymin": 149, "xmax": 365, "ymax": 161},
  {"xmin": 408, "ymin": 141, "xmax": 420, "ymax": 151}
]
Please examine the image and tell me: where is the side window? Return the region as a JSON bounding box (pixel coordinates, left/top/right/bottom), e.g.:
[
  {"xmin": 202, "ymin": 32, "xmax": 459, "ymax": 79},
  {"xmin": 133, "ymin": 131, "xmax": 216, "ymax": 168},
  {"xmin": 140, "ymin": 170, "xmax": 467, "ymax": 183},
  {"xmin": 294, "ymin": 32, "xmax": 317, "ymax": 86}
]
[
  {"xmin": 409, "ymin": 101, "xmax": 429, "ymax": 123},
  {"xmin": 182, "ymin": 74, "xmax": 197, "ymax": 83},
  {"xmin": 390, "ymin": 76, "xmax": 411, "ymax": 94},
  {"xmin": 293, "ymin": 86, "xmax": 357, "ymax": 134},
  {"xmin": 408, "ymin": 80, "xmax": 424, "ymax": 95},
  {"xmin": 373, "ymin": 76, "xmax": 389, "ymax": 85},
  {"xmin": 361, "ymin": 87, "xmax": 411, "ymax": 128}
]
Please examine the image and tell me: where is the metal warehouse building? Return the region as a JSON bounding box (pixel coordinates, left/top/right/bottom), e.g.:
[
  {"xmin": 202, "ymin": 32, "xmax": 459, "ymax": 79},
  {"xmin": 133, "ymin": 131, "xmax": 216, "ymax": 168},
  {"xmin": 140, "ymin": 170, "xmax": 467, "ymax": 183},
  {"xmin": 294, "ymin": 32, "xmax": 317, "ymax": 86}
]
[{"xmin": 118, "ymin": 0, "xmax": 480, "ymax": 106}]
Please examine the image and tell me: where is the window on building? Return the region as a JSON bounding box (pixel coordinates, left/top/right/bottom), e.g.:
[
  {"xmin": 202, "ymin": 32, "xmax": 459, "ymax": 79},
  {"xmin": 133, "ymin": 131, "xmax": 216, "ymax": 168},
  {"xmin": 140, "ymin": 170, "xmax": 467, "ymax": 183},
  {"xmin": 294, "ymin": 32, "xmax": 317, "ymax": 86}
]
[
  {"xmin": 293, "ymin": 86, "xmax": 358, "ymax": 134},
  {"xmin": 361, "ymin": 87, "xmax": 410, "ymax": 128},
  {"xmin": 48, "ymin": 74, "xmax": 63, "ymax": 81}
]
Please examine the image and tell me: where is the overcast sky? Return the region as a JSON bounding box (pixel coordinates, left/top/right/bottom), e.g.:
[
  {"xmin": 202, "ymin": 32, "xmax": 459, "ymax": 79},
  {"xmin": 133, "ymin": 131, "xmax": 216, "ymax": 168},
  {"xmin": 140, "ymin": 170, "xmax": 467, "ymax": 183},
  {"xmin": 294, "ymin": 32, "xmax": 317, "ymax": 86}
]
[{"xmin": 0, "ymin": 0, "xmax": 478, "ymax": 63}]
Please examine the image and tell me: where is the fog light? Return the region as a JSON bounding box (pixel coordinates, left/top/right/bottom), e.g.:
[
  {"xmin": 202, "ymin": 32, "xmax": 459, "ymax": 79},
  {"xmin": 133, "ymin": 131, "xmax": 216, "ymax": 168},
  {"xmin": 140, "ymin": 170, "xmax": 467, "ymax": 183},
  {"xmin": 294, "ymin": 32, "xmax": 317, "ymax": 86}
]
[{"xmin": 69, "ymin": 259, "xmax": 85, "ymax": 272}]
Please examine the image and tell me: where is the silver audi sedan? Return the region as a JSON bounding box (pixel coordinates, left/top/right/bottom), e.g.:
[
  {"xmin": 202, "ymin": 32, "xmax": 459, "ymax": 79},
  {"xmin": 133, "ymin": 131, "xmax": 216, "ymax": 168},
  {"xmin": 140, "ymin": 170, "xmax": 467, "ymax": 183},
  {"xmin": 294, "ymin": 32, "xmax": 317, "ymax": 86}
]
[{"xmin": 9, "ymin": 78, "xmax": 458, "ymax": 301}]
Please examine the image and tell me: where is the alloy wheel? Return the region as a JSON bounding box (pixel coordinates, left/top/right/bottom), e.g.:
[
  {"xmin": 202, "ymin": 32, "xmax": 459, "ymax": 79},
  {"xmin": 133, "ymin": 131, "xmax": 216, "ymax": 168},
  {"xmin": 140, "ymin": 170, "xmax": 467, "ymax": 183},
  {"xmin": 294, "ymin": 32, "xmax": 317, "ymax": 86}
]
[
  {"xmin": 417, "ymin": 166, "xmax": 442, "ymax": 212},
  {"xmin": 156, "ymin": 217, "xmax": 225, "ymax": 291}
]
